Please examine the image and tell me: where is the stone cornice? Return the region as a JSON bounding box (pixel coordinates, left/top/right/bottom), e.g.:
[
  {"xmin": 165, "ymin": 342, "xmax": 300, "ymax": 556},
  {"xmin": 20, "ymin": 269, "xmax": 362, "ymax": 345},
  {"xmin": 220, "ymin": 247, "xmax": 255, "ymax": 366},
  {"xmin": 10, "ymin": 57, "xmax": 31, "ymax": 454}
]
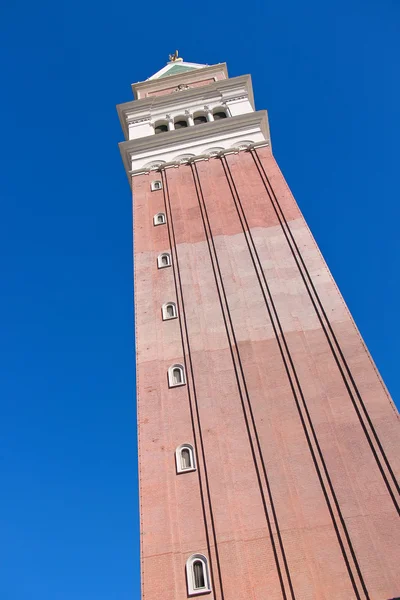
[
  {"xmin": 117, "ymin": 75, "xmax": 254, "ymax": 140},
  {"xmin": 129, "ymin": 141, "xmax": 270, "ymax": 177},
  {"xmin": 119, "ymin": 110, "xmax": 270, "ymax": 182}
]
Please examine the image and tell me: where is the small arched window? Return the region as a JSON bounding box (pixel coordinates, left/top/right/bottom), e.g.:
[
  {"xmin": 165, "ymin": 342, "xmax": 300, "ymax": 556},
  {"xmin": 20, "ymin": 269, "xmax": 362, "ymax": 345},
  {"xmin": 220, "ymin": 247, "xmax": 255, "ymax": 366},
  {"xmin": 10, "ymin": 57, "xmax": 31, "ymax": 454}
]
[
  {"xmin": 162, "ymin": 302, "xmax": 177, "ymax": 321},
  {"xmin": 175, "ymin": 443, "xmax": 196, "ymax": 473},
  {"xmin": 151, "ymin": 180, "xmax": 162, "ymax": 191},
  {"xmin": 194, "ymin": 115, "xmax": 207, "ymax": 125},
  {"xmin": 186, "ymin": 554, "xmax": 211, "ymax": 595},
  {"xmin": 174, "ymin": 119, "xmax": 188, "ymax": 129},
  {"xmin": 168, "ymin": 364, "xmax": 186, "ymax": 388},
  {"xmin": 157, "ymin": 253, "xmax": 171, "ymax": 269},
  {"xmin": 153, "ymin": 213, "xmax": 166, "ymax": 226},
  {"xmin": 154, "ymin": 123, "xmax": 168, "ymax": 134},
  {"xmin": 213, "ymin": 110, "xmax": 227, "ymax": 120}
]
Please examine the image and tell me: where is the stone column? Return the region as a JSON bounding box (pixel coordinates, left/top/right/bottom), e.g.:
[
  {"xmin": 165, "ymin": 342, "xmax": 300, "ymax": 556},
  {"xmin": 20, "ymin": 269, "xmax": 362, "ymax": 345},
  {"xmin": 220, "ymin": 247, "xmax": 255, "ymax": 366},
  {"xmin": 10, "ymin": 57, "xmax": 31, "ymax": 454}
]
[
  {"xmin": 204, "ymin": 105, "xmax": 214, "ymax": 122},
  {"xmin": 185, "ymin": 110, "xmax": 194, "ymax": 127}
]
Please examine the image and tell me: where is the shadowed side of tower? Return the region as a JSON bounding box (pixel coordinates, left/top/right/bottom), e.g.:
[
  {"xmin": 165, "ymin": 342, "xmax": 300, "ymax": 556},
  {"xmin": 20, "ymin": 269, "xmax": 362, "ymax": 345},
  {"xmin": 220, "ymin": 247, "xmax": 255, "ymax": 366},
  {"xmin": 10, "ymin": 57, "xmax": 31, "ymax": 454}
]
[{"xmin": 117, "ymin": 57, "xmax": 400, "ymax": 600}]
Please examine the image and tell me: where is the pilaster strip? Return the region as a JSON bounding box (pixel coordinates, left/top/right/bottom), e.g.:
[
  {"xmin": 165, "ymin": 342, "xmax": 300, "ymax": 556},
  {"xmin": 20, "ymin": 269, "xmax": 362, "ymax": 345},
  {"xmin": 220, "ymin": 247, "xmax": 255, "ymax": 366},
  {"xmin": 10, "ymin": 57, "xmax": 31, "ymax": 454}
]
[
  {"xmin": 221, "ymin": 154, "xmax": 369, "ymax": 600},
  {"xmin": 161, "ymin": 169, "xmax": 225, "ymax": 600},
  {"xmin": 251, "ymin": 149, "xmax": 400, "ymax": 512},
  {"xmin": 190, "ymin": 162, "xmax": 293, "ymax": 600}
]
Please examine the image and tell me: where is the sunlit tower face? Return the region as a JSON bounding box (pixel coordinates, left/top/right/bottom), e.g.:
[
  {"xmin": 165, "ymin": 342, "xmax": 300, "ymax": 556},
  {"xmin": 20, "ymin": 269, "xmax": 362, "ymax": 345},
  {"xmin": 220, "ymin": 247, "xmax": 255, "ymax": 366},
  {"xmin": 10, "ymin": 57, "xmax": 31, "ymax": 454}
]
[{"xmin": 117, "ymin": 54, "xmax": 400, "ymax": 600}]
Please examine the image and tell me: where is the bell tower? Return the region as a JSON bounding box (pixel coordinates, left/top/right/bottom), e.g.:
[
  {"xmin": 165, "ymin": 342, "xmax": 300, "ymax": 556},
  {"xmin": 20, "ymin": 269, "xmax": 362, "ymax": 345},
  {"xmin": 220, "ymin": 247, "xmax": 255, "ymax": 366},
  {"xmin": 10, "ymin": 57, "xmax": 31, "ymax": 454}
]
[{"xmin": 117, "ymin": 55, "xmax": 400, "ymax": 600}]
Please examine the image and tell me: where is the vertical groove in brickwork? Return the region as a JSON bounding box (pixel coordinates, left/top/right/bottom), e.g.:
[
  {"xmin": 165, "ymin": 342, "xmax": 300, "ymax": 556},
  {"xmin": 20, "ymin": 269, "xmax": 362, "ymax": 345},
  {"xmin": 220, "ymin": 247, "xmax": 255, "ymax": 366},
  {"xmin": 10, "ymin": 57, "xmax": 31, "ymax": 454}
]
[
  {"xmin": 191, "ymin": 161, "xmax": 294, "ymax": 600},
  {"xmin": 251, "ymin": 149, "xmax": 400, "ymax": 514},
  {"xmin": 162, "ymin": 168, "xmax": 225, "ymax": 600},
  {"xmin": 221, "ymin": 155, "xmax": 369, "ymax": 600}
]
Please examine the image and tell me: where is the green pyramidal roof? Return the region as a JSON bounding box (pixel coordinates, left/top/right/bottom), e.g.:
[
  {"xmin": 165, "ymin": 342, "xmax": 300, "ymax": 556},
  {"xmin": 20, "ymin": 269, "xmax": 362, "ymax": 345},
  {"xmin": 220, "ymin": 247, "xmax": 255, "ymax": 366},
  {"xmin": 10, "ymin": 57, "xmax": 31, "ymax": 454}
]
[{"xmin": 158, "ymin": 64, "xmax": 196, "ymax": 78}]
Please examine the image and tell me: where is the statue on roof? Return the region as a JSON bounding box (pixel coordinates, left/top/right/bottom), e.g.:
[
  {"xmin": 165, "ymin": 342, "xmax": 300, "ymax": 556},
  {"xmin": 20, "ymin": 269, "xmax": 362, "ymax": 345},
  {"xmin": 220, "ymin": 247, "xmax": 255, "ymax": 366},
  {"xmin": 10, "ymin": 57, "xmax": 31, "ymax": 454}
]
[{"xmin": 169, "ymin": 50, "xmax": 183, "ymax": 63}]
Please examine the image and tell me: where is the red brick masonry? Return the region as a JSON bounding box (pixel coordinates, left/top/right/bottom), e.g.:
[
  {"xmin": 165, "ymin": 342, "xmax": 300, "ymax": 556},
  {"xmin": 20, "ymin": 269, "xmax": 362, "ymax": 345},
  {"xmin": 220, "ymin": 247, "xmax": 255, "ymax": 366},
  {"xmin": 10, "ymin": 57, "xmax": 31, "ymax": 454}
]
[{"xmin": 133, "ymin": 146, "xmax": 400, "ymax": 600}]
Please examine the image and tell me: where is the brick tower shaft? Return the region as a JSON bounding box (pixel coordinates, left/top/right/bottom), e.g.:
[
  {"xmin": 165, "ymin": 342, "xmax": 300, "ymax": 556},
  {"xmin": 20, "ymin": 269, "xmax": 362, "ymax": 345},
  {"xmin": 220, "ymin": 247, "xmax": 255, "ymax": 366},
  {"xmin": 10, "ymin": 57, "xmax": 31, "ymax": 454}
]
[{"xmin": 117, "ymin": 57, "xmax": 400, "ymax": 600}]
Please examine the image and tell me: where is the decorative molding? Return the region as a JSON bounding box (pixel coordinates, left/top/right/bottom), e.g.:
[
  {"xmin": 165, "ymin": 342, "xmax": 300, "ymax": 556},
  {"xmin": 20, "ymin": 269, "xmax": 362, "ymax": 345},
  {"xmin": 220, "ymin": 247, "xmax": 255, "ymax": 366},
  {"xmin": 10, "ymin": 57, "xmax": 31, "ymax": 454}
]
[
  {"xmin": 251, "ymin": 140, "xmax": 270, "ymax": 149},
  {"xmin": 232, "ymin": 140, "xmax": 254, "ymax": 150},
  {"xmin": 174, "ymin": 84, "xmax": 190, "ymax": 92},
  {"xmin": 205, "ymin": 146, "xmax": 224, "ymax": 156},
  {"xmin": 175, "ymin": 154, "xmax": 195, "ymax": 164},
  {"xmin": 143, "ymin": 160, "xmax": 166, "ymax": 171},
  {"xmin": 127, "ymin": 116, "xmax": 151, "ymax": 125},
  {"xmin": 162, "ymin": 161, "xmax": 181, "ymax": 170},
  {"xmin": 221, "ymin": 147, "xmax": 240, "ymax": 155},
  {"xmin": 223, "ymin": 93, "xmax": 249, "ymax": 104},
  {"xmin": 190, "ymin": 155, "xmax": 210, "ymax": 163},
  {"xmin": 129, "ymin": 141, "xmax": 270, "ymax": 176}
]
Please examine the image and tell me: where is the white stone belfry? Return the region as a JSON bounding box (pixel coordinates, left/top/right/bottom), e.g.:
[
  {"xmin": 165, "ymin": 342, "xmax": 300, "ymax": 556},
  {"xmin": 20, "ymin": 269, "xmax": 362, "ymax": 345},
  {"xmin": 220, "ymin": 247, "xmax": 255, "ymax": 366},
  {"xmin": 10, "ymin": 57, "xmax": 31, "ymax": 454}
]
[{"xmin": 117, "ymin": 58, "xmax": 270, "ymax": 179}]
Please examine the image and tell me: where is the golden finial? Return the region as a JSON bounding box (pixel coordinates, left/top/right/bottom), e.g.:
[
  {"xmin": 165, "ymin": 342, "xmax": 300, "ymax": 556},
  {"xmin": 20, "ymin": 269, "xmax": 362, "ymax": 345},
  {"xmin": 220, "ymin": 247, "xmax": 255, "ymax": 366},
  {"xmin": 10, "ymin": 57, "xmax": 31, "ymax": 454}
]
[{"xmin": 168, "ymin": 50, "xmax": 183, "ymax": 63}]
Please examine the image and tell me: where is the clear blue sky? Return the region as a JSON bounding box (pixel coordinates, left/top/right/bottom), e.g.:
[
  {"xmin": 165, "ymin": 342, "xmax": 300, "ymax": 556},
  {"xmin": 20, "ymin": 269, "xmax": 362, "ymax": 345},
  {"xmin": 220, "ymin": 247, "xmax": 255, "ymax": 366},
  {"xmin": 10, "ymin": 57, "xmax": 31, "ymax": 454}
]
[{"xmin": 0, "ymin": 0, "xmax": 399, "ymax": 598}]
